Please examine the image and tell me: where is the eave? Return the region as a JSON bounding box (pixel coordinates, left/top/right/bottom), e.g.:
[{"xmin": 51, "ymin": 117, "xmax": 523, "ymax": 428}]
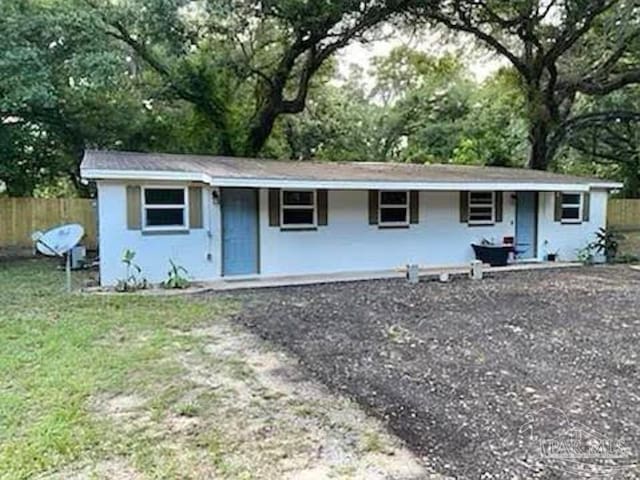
[{"xmin": 81, "ymin": 168, "xmax": 623, "ymax": 192}]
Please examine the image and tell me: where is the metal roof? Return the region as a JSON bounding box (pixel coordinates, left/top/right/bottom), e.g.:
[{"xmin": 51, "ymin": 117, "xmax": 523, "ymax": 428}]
[{"xmin": 81, "ymin": 150, "xmax": 621, "ymax": 191}]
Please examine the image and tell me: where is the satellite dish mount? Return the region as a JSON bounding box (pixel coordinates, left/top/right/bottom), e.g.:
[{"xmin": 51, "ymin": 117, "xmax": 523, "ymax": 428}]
[{"xmin": 32, "ymin": 223, "xmax": 85, "ymax": 293}]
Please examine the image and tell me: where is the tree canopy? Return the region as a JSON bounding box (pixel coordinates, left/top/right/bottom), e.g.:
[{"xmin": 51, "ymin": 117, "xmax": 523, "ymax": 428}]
[
  {"xmin": 1, "ymin": 0, "xmax": 639, "ymax": 197},
  {"xmin": 411, "ymin": 0, "xmax": 640, "ymax": 170}
]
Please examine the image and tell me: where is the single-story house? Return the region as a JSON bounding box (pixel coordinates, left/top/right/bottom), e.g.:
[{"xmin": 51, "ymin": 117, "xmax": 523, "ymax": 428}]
[{"xmin": 80, "ymin": 150, "xmax": 622, "ymax": 286}]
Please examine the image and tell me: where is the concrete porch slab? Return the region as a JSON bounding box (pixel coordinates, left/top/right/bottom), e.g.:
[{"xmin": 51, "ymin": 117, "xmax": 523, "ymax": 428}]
[{"xmin": 200, "ymin": 261, "xmax": 582, "ymax": 292}]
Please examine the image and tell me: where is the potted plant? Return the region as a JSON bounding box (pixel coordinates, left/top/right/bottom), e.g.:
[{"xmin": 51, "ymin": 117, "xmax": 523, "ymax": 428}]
[
  {"xmin": 542, "ymin": 241, "xmax": 558, "ymax": 262},
  {"xmin": 471, "ymin": 238, "xmax": 511, "ymax": 267}
]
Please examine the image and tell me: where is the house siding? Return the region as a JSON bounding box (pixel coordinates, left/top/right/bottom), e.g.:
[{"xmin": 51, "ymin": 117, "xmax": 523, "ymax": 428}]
[
  {"xmin": 96, "ymin": 184, "xmax": 609, "ymax": 286},
  {"xmin": 536, "ymin": 190, "xmax": 608, "ymax": 261},
  {"xmin": 97, "ymin": 182, "xmax": 220, "ymax": 286},
  {"xmin": 258, "ymin": 189, "xmax": 516, "ymax": 276}
]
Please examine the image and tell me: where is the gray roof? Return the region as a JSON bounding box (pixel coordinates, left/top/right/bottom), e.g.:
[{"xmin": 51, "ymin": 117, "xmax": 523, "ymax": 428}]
[{"xmin": 81, "ymin": 150, "xmax": 619, "ymax": 188}]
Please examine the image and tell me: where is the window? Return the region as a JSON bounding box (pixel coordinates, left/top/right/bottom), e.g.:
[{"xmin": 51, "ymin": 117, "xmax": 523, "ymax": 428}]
[
  {"xmin": 143, "ymin": 187, "xmax": 188, "ymax": 230},
  {"xmin": 561, "ymin": 193, "xmax": 582, "ymax": 223},
  {"xmin": 379, "ymin": 191, "xmax": 409, "ymax": 226},
  {"xmin": 281, "ymin": 190, "xmax": 316, "ymax": 228},
  {"xmin": 468, "ymin": 192, "xmax": 495, "ymax": 225}
]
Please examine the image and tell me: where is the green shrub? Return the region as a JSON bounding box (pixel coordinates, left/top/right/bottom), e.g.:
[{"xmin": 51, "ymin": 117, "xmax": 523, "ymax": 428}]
[
  {"xmin": 589, "ymin": 228, "xmax": 622, "ymax": 263},
  {"xmin": 163, "ymin": 260, "xmax": 190, "ymax": 289},
  {"xmin": 115, "ymin": 249, "xmax": 148, "ymax": 292}
]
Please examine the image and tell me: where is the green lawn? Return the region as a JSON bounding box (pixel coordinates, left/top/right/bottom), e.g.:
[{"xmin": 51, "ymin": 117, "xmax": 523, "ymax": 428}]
[
  {"xmin": 0, "ymin": 259, "xmax": 234, "ymax": 479},
  {"xmin": 0, "ymin": 259, "xmax": 425, "ymax": 480}
]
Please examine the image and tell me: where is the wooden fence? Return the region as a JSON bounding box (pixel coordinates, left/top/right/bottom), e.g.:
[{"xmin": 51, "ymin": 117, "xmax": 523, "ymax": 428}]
[
  {"xmin": 0, "ymin": 198, "xmax": 97, "ymax": 250},
  {"xmin": 608, "ymin": 199, "xmax": 640, "ymax": 231}
]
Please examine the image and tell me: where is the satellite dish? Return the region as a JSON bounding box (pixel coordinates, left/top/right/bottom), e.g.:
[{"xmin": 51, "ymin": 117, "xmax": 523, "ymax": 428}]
[
  {"xmin": 32, "ymin": 223, "xmax": 85, "ymax": 292},
  {"xmin": 33, "ymin": 223, "xmax": 84, "ymax": 257}
]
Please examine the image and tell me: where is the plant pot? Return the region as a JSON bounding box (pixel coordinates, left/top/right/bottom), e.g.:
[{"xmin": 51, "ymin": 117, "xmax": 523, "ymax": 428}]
[
  {"xmin": 471, "ymin": 244, "xmax": 511, "ymax": 267},
  {"xmin": 546, "ymin": 253, "xmax": 558, "ymax": 262}
]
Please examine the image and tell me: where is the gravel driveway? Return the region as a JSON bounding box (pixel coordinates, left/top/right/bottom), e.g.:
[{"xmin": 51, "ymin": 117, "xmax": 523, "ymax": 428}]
[{"xmin": 225, "ymin": 266, "xmax": 640, "ymax": 479}]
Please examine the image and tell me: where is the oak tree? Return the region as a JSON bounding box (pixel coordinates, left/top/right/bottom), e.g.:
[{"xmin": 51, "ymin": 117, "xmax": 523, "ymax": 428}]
[{"xmin": 412, "ymin": 0, "xmax": 640, "ymax": 169}]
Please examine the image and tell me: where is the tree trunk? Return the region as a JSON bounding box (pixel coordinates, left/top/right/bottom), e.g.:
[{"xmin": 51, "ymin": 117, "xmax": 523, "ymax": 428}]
[
  {"xmin": 622, "ymin": 156, "xmax": 640, "ymax": 198},
  {"xmin": 525, "ymin": 76, "xmax": 560, "ymax": 171},
  {"xmin": 218, "ymin": 132, "xmax": 235, "ymax": 157},
  {"xmin": 69, "ymin": 141, "xmax": 91, "ymax": 198},
  {"xmin": 246, "ymin": 103, "xmax": 279, "ymax": 157},
  {"xmin": 528, "ymin": 120, "xmax": 551, "ymax": 170}
]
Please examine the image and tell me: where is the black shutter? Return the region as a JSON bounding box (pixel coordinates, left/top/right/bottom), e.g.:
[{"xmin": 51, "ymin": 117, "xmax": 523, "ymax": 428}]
[
  {"xmin": 268, "ymin": 188, "xmax": 280, "ymax": 227},
  {"xmin": 317, "ymin": 189, "xmax": 328, "ymax": 226},
  {"xmin": 369, "ymin": 190, "xmax": 379, "ymax": 225},
  {"xmin": 582, "ymin": 193, "xmax": 590, "ymax": 222},
  {"xmin": 554, "ymin": 192, "xmax": 563, "ymax": 222},
  {"xmin": 495, "ymin": 191, "xmax": 503, "ymax": 223},
  {"xmin": 409, "ymin": 191, "xmax": 419, "ymax": 224},
  {"xmin": 460, "ymin": 191, "xmax": 469, "ymax": 223}
]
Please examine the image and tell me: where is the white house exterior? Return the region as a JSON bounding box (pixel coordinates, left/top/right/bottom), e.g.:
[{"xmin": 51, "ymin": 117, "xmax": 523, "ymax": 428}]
[{"xmin": 80, "ymin": 150, "xmax": 621, "ymax": 286}]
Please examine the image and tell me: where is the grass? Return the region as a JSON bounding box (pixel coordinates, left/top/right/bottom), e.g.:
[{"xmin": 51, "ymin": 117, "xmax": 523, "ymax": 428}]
[
  {"xmin": 0, "ymin": 259, "xmax": 235, "ymax": 479},
  {"xmin": 0, "ymin": 259, "xmax": 422, "ymax": 480}
]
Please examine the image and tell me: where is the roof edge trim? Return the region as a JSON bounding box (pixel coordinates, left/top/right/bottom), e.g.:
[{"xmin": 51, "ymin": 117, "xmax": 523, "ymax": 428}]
[{"xmin": 78, "ymin": 168, "xmax": 625, "ymax": 191}]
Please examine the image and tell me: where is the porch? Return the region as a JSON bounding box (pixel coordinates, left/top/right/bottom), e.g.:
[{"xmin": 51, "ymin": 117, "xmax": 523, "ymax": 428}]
[{"xmin": 201, "ymin": 260, "xmax": 581, "ymax": 292}]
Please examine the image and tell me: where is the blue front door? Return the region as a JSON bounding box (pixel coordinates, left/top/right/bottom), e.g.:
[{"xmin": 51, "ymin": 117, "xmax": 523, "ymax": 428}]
[
  {"xmin": 515, "ymin": 192, "xmax": 538, "ymax": 259},
  {"xmin": 221, "ymin": 188, "xmax": 259, "ymax": 276}
]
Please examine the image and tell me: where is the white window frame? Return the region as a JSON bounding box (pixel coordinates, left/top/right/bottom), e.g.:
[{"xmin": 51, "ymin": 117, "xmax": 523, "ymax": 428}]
[
  {"xmin": 280, "ymin": 189, "xmax": 317, "ymax": 229},
  {"xmin": 378, "ymin": 190, "xmax": 409, "ymax": 227},
  {"xmin": 468, "ymin": 191, "xmax": 496, "ymax": 226},
  {"xmin": 561, "ymin": 192, "xmax": 583, "ymax": 224},
  {"xmin": 142, "ymin": 186, "xmax": 189, "ymax": 232}
]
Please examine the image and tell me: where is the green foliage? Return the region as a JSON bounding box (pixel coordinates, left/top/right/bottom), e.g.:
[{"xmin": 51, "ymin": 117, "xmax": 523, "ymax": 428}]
[
  {"xmin": 452, "ymin": 69, "xmax": 528, "ymax": 167},
  {"xmin": 282, "ymin": 67, "xmax": 386, "ymax": 162},
  {"xmin": 115, "ymin": 249, "xmax": 147, "ymax": 292},
  {"xmin": 175, "ymin": 401, "xmax": 200, "ymax": 418},
  {"xmin": 0, "ymin": 0, "xmax": 163, "ymax": 196},
  {"xmin": 163, "ymin": 259, "xmax": 190, "ymax": 289},
  {"xmin": 284, "ymin": 48, "xmax": 528, "ymax": 167},
  {"xmin": 1, "ymin": 0, "xmax": 639, "ymax": 195},
  {"xmin": 555, "ymin": 86, "xmax": 640, "ymax": 197},
  {"xmin": 589, "ymin": 227, "xmax": 622, "ymax": 263},
  {"xmin": 577, "ymin": 227, "xmax": 624, "ymax": 265},
  {"xmin": 612, "ymin": 253, "xmax": 639, "ymax": 264},
  {"xmin": 576, "ymin": 244, "xmax": 596, "ymax": 265},
  {"xmin": 412, "ymin": 0, "xmax": 640, "ymax": 171}
]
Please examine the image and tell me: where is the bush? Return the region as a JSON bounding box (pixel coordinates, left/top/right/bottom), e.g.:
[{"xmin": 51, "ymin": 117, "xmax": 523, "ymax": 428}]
[
  {"xmin": 115, "ymin": 249, "xmax": 148, "ymax": 292},
  {"xmin": 589, "ymin": 228, "xmax": 622, "ymax": 264},
  {"xmin": 163, "ymin": 260, "xmax": 190, "ymax": 289}
]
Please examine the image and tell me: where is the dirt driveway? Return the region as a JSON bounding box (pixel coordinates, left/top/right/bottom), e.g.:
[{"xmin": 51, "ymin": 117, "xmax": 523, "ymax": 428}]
[{"xmin": 226, "ymin": 266, "xmax": 640, "ymax": 479}]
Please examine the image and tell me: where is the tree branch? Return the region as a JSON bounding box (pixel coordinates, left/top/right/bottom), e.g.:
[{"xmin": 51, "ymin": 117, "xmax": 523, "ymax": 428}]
[
  {"xmin": 543, "ymin": 0, "xmax": 618, "ymax": 64},
  {"xmin": 576, "ymin": 68, "xmax": 640, "ymax": 95},
  {"xmin": 425, "ymin": 10, "xmax": 528, "ymax": 77},
  {"xmin": 548, "ymin": 109, "xmax": 640, "ymax": 161},
  {"xmin": 278, "ymin": 1, "xmax": 412, "ymax": 114}
]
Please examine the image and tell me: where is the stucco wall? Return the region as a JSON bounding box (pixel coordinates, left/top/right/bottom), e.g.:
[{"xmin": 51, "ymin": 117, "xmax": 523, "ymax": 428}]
[
  {"xmin": 97, "ymin": 182, "xmax": 220, "ymax": 286},
  {"xmin": 96, "ymin": 183, "xmax": 609, "ymax": 285},
  {"xmin": 536, "ymin": 190, "xmax": 608, "ymax": 261},
  {"xmin": 258, "ymin": 189, "xmax": 516, "ymax": 276}
]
